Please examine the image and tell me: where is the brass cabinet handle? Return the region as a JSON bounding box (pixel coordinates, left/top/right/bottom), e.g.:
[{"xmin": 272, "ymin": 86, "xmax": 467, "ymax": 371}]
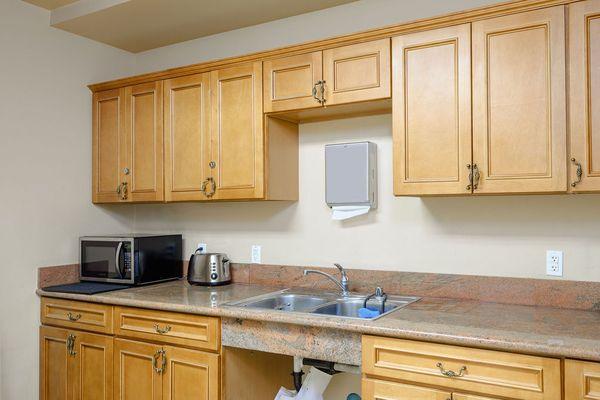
[
  {"xmin": 436, "ymin": 362, "xmax": 467, "ymax": 378},
  {"xmin": 312, "ymin": 80, "xmax": 326, "ymax": 105},
  {"xmin": 201, "ymin": 177, "xmax": 216, "ymax": 198},
  {"xmin": 571, "ymin": 158, "xmax": 583, "ymax": 187},
  {"xmin": 119, "ymin": 182, "xmax": 128, "ymax": 200},
  {"xmin": 152, "ymin": 348, "xmax": 167, "ymax": 374},
  {"xmin": 466, "ymin": 164, "xmax": 480, "ymax": 191},
  {"xmin": 67, "ymin": 312, "xmax": 81, "ymax": 322},
  {"xmin": 154, "ymin": 324, "xmax": 172, "ymax": 334},
  {"xmin": 66, "ymin": 334, "xmax": 77, "ymax": 357}
]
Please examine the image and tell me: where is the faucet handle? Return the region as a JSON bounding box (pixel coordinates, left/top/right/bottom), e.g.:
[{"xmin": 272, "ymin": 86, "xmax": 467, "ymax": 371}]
[{"xmin": 333, "ymin": 263, "xmax": 347, "ymax": 277}]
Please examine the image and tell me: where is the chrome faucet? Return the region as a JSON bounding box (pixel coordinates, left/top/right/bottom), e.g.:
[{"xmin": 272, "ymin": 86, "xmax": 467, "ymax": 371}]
[{"xmin": 303, "ymin": 263, "xmax": 349, "ymax": 297}]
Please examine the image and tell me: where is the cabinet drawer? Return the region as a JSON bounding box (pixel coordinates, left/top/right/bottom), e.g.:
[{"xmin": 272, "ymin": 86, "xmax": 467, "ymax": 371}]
[
  {"xmin": 41, "ymin": 297, "xmax": 113, "ymax": 334},
  {"xmin": 362, "ymin": 336, "xmax": 561, "ymax": 400},
  {"xmin": 114, "ymin": 306, "xmax": 220, "ymax": 352},
  {"xmin": 565, "ymin": 359, "xmax": 600, "ymax": 400}
]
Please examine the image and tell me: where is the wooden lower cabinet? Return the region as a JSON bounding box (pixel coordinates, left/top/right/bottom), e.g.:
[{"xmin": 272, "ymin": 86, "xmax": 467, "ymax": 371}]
[
  {"xmin": 362, "ymin": 379, "xmax": 451, "ymax": 399},
  {"xmin": 565, "ymin": 359, "xmax": 600, "ymax": 400},
  {"xmin": 114, "ymin": 338, "xmax": 219, "ymax": 400},
  {"xmin": 40, "ymin": 326, "xmax": 113, "ymax": 400}
]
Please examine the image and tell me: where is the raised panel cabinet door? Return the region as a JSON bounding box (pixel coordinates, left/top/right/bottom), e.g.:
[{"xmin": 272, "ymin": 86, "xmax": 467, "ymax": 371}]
[
  {"xmin": 569, "ymin": 0, "xmax": 600, "ymax": 192},
  {"xmin": 210, "ymin": 62, "xmax": 264, "ymax": 200},
  {"xmin": 123, "ymin": 82, "xmax": 164, "ymax": 202},
  {"xmin": 323, "ymin": 38, "xmax": 391, "ymax": 106},
  {"xmin": 70, "ymin": 330, "xmax": 113, "ymax": 400},
  {"xmin": 362, "ymin": 378, "xmax": 451, "ymax": 400},
  {"xmin": 453, "ymin": 394, "xmax": 500, "ymax": 400},
  {"xmin": 113, "ymin": 339, "xmax": 162, "ymax": 400},
  {"xmin": 472, "ymin": 6, "xmax": 567, "ymax": 194},
  {"xmin": 263, "ymin": 51, "xmax": 323, "ymax": 113},
  {"xmin": 163, "ymin": 346, "xmax": 219, "ymax": 400},
  {"xmin": 392, "ymin": 24, "xmax": 472, "ymax": 196},
  {"xmin": 163, "ymin": 73, "xmax": 211, "ymax": 202},
  {"xmin": 565, "ymin": 359, "xmax": 600, "ymax": 400},
  {"xmin": 40, "ymin": 326, "xmax": 70, "ymax": 400},
  {"xmin": 92, "ymin": 88, "xmax": 127, "ymax": 203}
]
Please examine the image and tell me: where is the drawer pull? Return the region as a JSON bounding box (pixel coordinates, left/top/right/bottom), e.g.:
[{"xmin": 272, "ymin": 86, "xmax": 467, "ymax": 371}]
[
  {"xmin": 436, "ymin": 362, "xmax": 467, "ymax": 378},
  {"xmin": 153, "ymin": 348, "xmax": 167, "ymax": 374},
  {"xmin": 67, "ymin": 312, "xmax": 82, "ymax": 321},
  {"xmin": 154, "ymin": 324, "xmax": 172, "ymax": 334}
]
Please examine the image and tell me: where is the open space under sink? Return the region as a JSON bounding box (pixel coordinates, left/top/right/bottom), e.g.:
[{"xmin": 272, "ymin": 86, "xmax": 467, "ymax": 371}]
[{"xmin": 225, "ymin": 290, "xmax": 420, "ymax": 320}]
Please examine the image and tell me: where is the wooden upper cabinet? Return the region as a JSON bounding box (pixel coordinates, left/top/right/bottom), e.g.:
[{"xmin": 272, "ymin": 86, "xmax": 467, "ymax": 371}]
[
  {"xmin": 392, "ymin": 24, "xmax": 472, "ymax": 196},
  {"xmin": 163, "ymin": 73, "xmax": 211, "ymax": 202},
  {"xmin": 323, "ymin": 38, "xmax": 390, "ymax": 105},
  {"xmin": 565, "ymin": 359, "xmax": 600, "ymax": 400},
  {"xmin": 123, "ymin": 82, "xmax": 164, "ymax": 202},
  {"xmin": 264, "ymin": 51, "xmax": 322, "ymax": 113},
  {"xmin": 210, "ymin": 62, "xmax": 264, "ymax": 200},
  {"xmin": 569, "ymin": 0, "xmax": 600, "ymax": 192},
  {"xmin": 92, "ymin": 89, "xmax": 124, "ymax": 203},
  {"xmin": 472, "ymin": 6, "xmax": 567, "ymax": 194}
]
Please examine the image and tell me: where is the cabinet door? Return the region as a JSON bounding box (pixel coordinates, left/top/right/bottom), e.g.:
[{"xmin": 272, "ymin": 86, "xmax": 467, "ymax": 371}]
[
  {"xmin": 163, "ymin": 346, "xmax": 219, "ymax": 400},
  {"xmin": 123, "ymin": 82, "xmax": 164, "ymax": 202},
  {"xmin": 362, "ymin": 379, "xmax": 451, "ymax": 400},
  {"xmin": 323, "ymin": 38, "xmax": 390, "ymax": 106},
  {"xmin": 472, "ymin": 6, "xmax": 567, "ymax": 194},
  {"xmin": 392, "ymin": 24, "xmax": 472, "ymax": 196},
  {"xmin": 453, "ymin": 394, "xmax": 500, "ymax": 400},
  {"xmin": 210, "ymin": 62, "xmax": 264, "ymax": 200},
  {"xmin": 71, "ymin": 330, "xmax": 113, "ymax": 400},
  {"xmin": 263, "ymin": 51, "xmax": 323, "ymax": 113},
  {"xmin": 92, "ymin": 88, "xmax": 126, "ymax": 203},
  {"xmin": 569, "ymin": 0, "xmax": 600, "ymax": 192},
  {"xmin": 565, "ymin": 359, "xmax": 600, "ymax": 400},
  {"xmin": 40, "ymin": 326, "xmax": 70, "ymax": 400},
  {"xmin": 113, "ymin": 339, "xmax": 162, "ymax": 400},
  {"xmin": 163, "ymin": 73, "xmax": 211, "ymax": 202}
]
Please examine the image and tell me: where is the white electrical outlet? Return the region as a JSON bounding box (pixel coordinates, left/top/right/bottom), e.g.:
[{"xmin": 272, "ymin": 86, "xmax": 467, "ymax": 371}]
[
  {"xmin": 546, "ymin": 250, "xmax": 563, "ymax": 277},
  {"xmin": 251, "ymin": 245, "xmax": 262, "ymax": 264},
  {"xmin": 197, "ymin": 243, "xmax": 207, "ymax": 254}
]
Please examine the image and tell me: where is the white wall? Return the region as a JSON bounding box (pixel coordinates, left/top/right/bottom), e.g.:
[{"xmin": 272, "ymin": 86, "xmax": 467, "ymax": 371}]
[
  {"xmin": 131, "ymin": 0, "xmax": 600, "ymax": 283},
  {"xmin": 0, "ymin": 1, "xmax": 136, "ymax": 398}
]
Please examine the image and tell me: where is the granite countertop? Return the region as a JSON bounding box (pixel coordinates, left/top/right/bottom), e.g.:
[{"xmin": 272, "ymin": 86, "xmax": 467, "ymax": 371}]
[{"xmin": 37, "ymin": 280, "xmax": 600, "ymax": 362}]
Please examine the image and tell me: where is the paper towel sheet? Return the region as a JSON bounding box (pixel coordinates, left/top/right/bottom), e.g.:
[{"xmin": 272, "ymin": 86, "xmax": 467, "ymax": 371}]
[
  {"xmin": 331, "ymin": 205, "xmax": 370, "ymax": 220},
  {"xmin": 274, "ymin": 367, "xmax": 332, "ymax": 400}
]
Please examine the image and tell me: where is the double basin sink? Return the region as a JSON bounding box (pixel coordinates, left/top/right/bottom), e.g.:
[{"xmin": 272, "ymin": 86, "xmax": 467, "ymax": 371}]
[{"xmin": 227, "ymin": 289, "xmax": 420, "ymax": 321}]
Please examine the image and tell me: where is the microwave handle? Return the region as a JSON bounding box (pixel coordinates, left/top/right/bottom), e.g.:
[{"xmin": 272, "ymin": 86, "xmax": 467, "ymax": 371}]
[{"xmin": 115, "ymin": 241, "xmax": 124, "ymax": 278}]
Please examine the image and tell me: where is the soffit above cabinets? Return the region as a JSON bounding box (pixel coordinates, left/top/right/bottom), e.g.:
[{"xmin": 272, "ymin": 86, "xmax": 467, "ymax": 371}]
[
  {"xmin": 23, "ymin": 0, "xmax": 78, "ymax": 9},
  {"xmin": 22, "ymin": 0, "xmax": 359, "ymax": 53}
]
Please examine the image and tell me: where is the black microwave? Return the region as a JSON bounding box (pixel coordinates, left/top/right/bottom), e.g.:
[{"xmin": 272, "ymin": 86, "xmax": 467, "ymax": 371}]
[{"xmin": 79, "ymin": 234, "xmax": 183, "ymax": 285}]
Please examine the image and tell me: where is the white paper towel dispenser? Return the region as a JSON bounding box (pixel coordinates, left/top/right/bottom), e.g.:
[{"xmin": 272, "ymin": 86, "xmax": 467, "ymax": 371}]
[{"xmin": 325, "ymin": 142, "xmax": 376, "ymax": 219}]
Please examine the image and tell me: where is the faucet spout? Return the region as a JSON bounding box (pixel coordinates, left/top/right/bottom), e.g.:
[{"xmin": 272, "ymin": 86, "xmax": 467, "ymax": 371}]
[{"xmin": 303, "ymin": 264, "xmax": 350, "ymax": 296}]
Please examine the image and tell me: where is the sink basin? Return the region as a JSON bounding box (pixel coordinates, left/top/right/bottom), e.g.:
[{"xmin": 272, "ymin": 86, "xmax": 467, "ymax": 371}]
[
  {"xmin": 226, "ymin": 290, "xmax": 420, "ymax": 320},
  {"xmin": 240, "ymin": 293, "xmax": 330, "ymax": 312},
  {"xmin": 311, "ymin": 297, "xmax": 399, "ymax": 318}
]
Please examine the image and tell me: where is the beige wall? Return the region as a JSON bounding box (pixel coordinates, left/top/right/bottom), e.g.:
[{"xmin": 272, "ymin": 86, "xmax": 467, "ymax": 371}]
[
  {"xmin": 131, "ymin": 0, "xmax": 600, "ymax": 283},
  {"xmin": 0, "ymin": 1, "xmax": 136, "ymax": 398}
]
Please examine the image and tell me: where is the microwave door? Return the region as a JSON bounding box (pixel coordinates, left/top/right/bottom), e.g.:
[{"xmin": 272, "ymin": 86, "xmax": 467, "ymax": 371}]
[{"xmin": 80, "ymin": 240, "xmax": 132, "ymax": 283}]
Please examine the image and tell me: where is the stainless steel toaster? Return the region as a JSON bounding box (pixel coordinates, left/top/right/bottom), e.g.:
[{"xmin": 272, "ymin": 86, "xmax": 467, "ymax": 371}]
[{"xmin": 187, "ymin": 252, "xmax": 231, "ymax": 286}]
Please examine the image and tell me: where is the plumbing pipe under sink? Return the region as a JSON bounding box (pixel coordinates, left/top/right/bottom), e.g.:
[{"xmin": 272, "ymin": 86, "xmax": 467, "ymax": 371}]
[{"xmin": 291, "ymin": 356, "xmax": 361, "ymax": 392}]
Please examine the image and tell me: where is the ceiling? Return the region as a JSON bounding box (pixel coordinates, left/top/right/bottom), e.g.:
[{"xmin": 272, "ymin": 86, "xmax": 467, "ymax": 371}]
[{"xmin": 23, "ymin": 0, "xmax": 358, "ymax": 53}]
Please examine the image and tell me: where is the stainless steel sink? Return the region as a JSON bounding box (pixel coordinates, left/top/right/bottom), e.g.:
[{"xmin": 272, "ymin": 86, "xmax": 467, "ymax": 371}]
[
  {"xmin": 239, "ymin": 293, "xmax": 330, "ymax": 312},
  {"xmin": 226, "ymin": 290, "xmax": 419, "ymax": 320}
]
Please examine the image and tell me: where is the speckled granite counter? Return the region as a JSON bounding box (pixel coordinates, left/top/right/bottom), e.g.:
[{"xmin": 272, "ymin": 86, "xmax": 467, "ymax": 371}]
[{"xmin": 37, "ymin": 280, "xmax": 600, "ymax": 363}]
